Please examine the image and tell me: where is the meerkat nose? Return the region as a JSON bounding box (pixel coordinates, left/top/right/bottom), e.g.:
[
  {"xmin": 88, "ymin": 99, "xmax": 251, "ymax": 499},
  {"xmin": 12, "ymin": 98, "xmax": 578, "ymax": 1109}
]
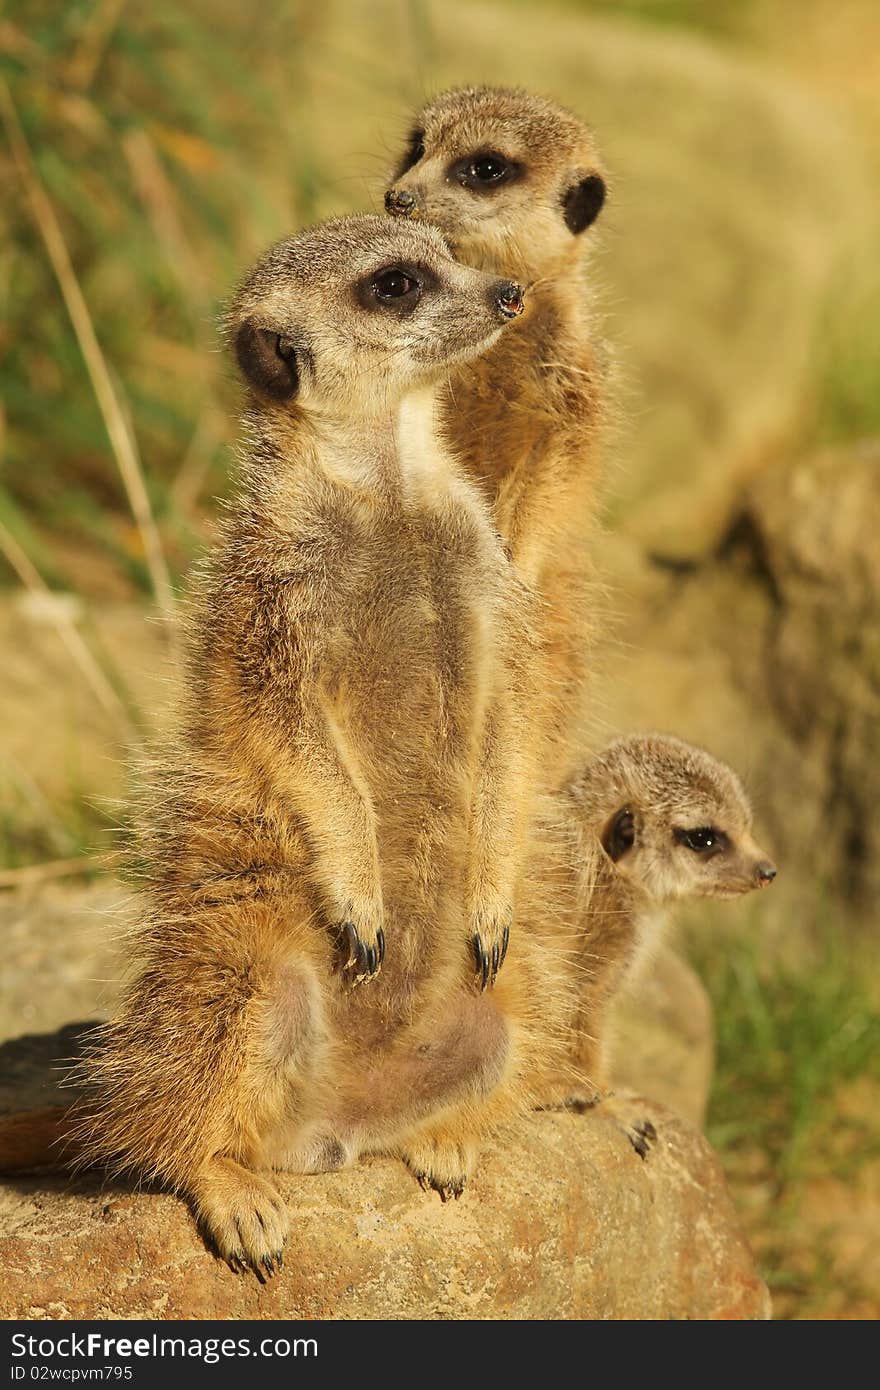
[
  {"xmin": 385, "ymin": 188, "xmax": 416, "ymax": 217},
  {"xmin": 755, "ymin": 860, "xmax": 777, "ymax": 887},
  {"xmin": 495, "ymin": 281, "xmax": 525, "ymax": 319}
]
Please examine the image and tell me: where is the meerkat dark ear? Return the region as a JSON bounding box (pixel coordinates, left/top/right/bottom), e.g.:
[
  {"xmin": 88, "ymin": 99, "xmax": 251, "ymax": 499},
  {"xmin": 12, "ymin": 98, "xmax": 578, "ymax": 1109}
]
[
  {"xmin": 562, "ymin": 174, "xmax": 606, "ymax": 235},
  {"xmin": 234, "ymin": 319, "xmax": 301, "ymax": 401},
  {"xmin": 602, "ymin": 807, "xmax": 636, "ymax": 863}
]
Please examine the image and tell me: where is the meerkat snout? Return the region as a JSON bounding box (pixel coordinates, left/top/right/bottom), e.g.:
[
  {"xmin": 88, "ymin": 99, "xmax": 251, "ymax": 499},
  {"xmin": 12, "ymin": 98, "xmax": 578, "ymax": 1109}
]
[
  {"xmin": 755, "ymin": 859, "xmax": 777, "ymax": 888},
  {"xmin": 494, "ymin": 280, "xmax": 525, "ymax": 319},
  {"xmin": 385, "ymin": 187, "xmax": 417, "ymax": 217}
]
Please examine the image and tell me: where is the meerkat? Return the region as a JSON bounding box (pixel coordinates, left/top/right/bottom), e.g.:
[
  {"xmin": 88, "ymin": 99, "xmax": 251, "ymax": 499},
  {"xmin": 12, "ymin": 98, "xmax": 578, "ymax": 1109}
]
[
  {"xmin": 0, "ymin": 736, "xmax": 776, "ymax": 1214},
  {"xmin": 19, "ymin": 215, "xmax": 536, "ymax": 1278},
  {"xmin": 385, "ymin": 86, "xmax": 610, "ymax": 791}
]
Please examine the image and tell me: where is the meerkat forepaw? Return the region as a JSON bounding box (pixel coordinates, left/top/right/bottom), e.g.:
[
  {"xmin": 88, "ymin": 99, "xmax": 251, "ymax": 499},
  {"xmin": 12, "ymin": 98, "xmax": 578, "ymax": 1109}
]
[
  {"xmin": 335, "ymin": 919, "xmax": 385, "ymax": 987},
  {"xmin": 191, "ymin": 1158, "xmax": 289, "ymax": 1280},
  {"xmin": 471, "ymin": 917, "xmax": 510, "ymax": 991}
]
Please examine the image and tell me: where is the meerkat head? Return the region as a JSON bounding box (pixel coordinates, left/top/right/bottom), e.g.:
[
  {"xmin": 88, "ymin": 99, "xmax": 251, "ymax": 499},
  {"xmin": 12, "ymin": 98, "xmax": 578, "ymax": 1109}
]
[
  {"xmin": 228, "ymin": 215, "xmax": 524, "ymax": 419},
  {"xmin": 575, "ymin": 734, "xmax": 777, "ymax": 904},
  {"xmin": 384, "ymin": 86, "xmax": 606, "ymax": 281}
]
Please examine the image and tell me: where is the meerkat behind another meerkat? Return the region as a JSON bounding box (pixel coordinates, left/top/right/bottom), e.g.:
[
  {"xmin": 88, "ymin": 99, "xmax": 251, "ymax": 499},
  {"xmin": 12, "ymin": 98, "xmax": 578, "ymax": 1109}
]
[
  {"xmin": 385, "ymin": 86, "xmax": 610, "ymax": 791},
  {"xmin": 33, "ymin": 215, "xmax": 536, "ymax": 1277}
]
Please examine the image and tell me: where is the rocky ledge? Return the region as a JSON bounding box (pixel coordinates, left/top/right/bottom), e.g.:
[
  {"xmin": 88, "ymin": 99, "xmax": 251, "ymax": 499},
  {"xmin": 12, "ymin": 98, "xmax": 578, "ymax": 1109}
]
[{"xmin": 0, "ymin": 1022, "xmax": 767, "ymax": 1321}]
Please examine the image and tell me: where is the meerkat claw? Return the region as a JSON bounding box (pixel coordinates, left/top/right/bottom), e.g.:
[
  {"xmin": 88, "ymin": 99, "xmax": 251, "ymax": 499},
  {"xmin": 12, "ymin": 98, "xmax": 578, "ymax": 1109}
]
[
  {"xmin": 472, "ymin": 933, "xmax": 490, "ymax": 990},
  {"xmin": 626, "ymin": 1119, "xmax": 658, "ymax": 1160},
  {"xmin": 338, "ymin": 921, "xmax": 382, "ymax": 985},
  {"xmin": 473, "ymin": 928, "xmax": 508, "ymax": 990}
]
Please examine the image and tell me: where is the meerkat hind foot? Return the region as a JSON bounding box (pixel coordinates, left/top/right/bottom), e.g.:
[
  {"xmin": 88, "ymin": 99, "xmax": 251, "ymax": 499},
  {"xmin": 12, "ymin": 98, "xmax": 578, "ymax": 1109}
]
[
  {"xmin": 190, "ymin": 1156, "xmax": 289, "ymax": 1280},
  {"xmin": 400, "ymin": 1136, "xmax": 476, "ymax": 1203},
  {"xmin": 623, "ymin": 1118, "xmax": 658, "ymax": 1160},
  {"xmin": 572, "ymin": 1089, "xmax": 656, "ymax": 1156},
  {"xmin": 562, "ymin": 1088, "xmax": 611, "ymax": 1114}
]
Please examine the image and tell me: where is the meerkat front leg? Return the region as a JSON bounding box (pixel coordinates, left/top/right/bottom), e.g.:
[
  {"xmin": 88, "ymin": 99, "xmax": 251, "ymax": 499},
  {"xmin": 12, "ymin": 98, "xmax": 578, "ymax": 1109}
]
[
  {"xmin": 252, "ymin": 697, "xmax": 385, "ymax": 986},
  {"xmin": 467, "ymin": 682, "xmax": 533, "ymax": 990},
  {"xmin": 291, "ymin": 712, "xmax": 385, "ymax": 985}
]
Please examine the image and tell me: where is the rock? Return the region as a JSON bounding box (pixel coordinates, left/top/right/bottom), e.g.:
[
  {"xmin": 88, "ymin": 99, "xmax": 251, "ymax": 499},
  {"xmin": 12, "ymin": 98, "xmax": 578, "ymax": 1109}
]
[
  {"xmin": 0, "ymin": 882, "xmax": 129, "ymax": 1043},
  {"xmin": 735, "ymin": 443, "xmax": 880, "ymax": 911},
  {"xmin": 612, "ymin": 946, "xmax": 714, "ymax": 1128},
  {"xmin": 0, "ymin": 1026, "xmax": 768, "ymax": 1320}
]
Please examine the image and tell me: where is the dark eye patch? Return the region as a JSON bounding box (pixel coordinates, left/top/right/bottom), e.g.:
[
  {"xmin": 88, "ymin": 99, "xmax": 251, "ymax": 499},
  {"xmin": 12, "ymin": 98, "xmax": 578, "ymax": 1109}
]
[
  {"xmin": 396, "ymin": 129, "xmax": 426, "ymax": 178},
  {"xmin": 674, "ymin": 826, "xmax": 728, "ymax": 854},
  {"xmin": 354, "ymin": 261, "xmax": 434, "ymax": 316},
  {"xmin": 449, "ymin": 150, "xmax": 522, "ymax": 193}
]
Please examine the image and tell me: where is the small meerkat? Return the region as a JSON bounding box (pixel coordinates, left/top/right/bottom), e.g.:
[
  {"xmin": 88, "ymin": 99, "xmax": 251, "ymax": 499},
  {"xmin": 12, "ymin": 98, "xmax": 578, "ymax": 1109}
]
[
  {"xmin": 534, "ymin": 733, "xmax": 777, "ymax": 1114},
  {"xmin": 50, "ymin": 215, "xmax": 533, "ymax": 1277},
  {"xmin": 385, "ymin": 86, "xmax": 610, "ymax": 790}
]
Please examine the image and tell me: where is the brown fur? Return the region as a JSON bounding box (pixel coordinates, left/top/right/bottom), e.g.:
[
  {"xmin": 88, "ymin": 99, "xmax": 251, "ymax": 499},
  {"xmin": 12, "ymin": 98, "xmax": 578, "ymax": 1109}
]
[
  {"xmin": 386, "ymin": 86, "xmax": 611, "ymax": 791},
  {"xmin": 53, "ymin": 215, "xmax": 537, "ymax": 1275}
]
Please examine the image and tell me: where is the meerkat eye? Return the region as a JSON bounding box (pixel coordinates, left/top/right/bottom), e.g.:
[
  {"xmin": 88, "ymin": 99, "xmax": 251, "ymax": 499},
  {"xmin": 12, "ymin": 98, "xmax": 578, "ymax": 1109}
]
[
  {"xmin": 674, "ymin": 826, "xmax": 727, "ymax": 854},
  {"xmin": 454, "ymin": 152, "xmax": 520, "ymax": 192},
  {"xmin": 371, "ymin": 268, "xmax": 420, "ymax": 303},
  {"xmin": 471, "ymin": 154, "xmax": 508, "ymax": 183}
]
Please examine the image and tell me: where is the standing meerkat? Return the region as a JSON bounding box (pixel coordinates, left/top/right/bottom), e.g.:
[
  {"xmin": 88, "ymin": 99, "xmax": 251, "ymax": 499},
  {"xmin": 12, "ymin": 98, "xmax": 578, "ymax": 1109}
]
[
  {"xmin": 385, "ymin": 86, "xmax": 610, "ymax": 790},
  {"xmin": 51, "ymin": 215, "xmax": 534, "ymax": 1277}
]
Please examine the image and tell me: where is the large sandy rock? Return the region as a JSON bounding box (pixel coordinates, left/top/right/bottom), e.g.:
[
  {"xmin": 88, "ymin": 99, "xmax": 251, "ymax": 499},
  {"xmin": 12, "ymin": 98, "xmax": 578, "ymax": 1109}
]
[
  {"xmin": 0, "ymin": 1025, "xmax": 767, "ymax": 1320},
  {"xmin": 613, "ymin": 947, "xmax": 713, "ymax": 1128},
  {"xmin": 737, "ymin": 443, "xmax": 880, "ymax": 910}
]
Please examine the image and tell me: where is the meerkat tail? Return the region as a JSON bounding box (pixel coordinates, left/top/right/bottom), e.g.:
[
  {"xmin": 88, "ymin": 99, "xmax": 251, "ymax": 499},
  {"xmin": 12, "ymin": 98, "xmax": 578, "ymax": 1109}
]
[{"xmin": 0, "ymin": 1106, "xmax": 77, "ymax": 1173}]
